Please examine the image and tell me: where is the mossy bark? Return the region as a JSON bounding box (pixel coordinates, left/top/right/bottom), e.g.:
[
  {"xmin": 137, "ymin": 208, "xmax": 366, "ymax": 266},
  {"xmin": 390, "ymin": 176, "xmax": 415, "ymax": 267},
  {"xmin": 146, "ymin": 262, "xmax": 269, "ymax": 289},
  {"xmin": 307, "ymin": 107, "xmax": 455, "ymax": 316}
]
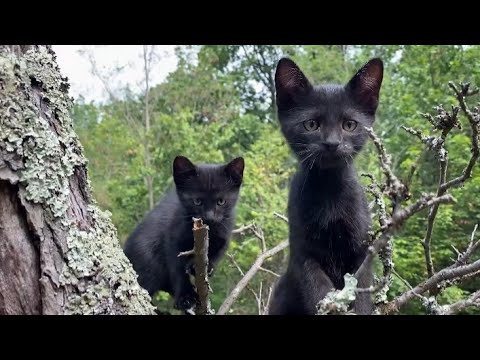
[{"xmin": 0, "ymin": 45, "xmax": 155, "ymax": 314}]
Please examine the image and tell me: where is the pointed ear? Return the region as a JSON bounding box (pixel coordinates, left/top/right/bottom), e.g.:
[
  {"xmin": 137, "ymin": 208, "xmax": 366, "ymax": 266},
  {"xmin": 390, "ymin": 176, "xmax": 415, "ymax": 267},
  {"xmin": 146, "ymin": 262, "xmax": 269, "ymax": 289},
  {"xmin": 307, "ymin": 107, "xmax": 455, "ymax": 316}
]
[
  {"xmin": 173, "ymin": 156, "xmax": 197, "ymax": 187},
  {"xmin": 346, "ymin": 58, "xmax": 383, "ymax": 113},
  {"xmin": 275, "ymin": 58, "xmax": 313, "ymax": 110},
  {"xmin": 225, "ymin": 157, "xmax": 244, "ymax": 186}
]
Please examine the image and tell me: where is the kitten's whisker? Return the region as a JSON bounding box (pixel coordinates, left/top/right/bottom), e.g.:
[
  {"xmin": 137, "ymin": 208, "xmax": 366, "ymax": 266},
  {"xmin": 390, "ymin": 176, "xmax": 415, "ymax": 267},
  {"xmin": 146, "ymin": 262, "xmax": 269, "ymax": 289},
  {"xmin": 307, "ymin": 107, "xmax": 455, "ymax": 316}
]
[{"xmin": 301, "ymin": 152, "xmax": 314, "ymax": 165}]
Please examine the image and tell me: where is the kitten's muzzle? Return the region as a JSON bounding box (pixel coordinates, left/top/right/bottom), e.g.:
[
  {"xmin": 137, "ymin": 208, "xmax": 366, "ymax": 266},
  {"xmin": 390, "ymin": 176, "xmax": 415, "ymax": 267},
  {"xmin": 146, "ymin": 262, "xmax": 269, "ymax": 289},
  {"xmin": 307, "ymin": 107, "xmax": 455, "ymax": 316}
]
[
  {"xmin": 204, "ymin": 210, "xmax": 216, "ymax": 223},
  {"xmin": 321, "ymin": 141, "xmax": 340, "ymax": 152}
]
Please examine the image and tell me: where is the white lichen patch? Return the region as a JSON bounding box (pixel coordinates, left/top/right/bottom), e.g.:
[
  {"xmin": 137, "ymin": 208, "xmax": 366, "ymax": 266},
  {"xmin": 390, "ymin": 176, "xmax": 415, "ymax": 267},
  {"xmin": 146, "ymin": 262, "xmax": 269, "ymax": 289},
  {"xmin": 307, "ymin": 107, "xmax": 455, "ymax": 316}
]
[{"xmin": 316, "ymin": 274, "xmax": 358, "ymax": 315}]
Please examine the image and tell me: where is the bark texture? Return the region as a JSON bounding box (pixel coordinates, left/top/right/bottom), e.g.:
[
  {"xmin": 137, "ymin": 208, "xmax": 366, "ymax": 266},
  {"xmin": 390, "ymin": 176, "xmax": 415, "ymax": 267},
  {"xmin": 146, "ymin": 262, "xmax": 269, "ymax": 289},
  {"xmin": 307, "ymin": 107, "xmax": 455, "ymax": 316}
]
[{"xmin": 0, "ymin": 45, "xmax": 155, "ymax": 314}]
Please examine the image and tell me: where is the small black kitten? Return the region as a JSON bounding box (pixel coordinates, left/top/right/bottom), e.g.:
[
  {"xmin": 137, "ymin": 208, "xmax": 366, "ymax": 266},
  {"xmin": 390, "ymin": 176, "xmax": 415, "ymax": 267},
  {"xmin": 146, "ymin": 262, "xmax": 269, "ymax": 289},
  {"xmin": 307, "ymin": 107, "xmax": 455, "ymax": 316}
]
[
  {"xmin": 268, "ymin": 57, "xmax": 384, "ymax": 315},
  {"xmin": 124, "ymin": 155, "xmax": 245, "ymax": 312}
]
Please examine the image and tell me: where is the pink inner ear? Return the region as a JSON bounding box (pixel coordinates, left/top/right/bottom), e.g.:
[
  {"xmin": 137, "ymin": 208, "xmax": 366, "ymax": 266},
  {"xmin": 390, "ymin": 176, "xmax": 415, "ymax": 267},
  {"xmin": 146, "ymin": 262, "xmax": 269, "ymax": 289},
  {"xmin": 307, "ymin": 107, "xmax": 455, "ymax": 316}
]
[
  {"xmin": 280, "ymin": 69, "xmax": 308, "ymax": 93},
  {"xmin": 361, "ymin": 76, "xmax": 378, "ymax": 93}
]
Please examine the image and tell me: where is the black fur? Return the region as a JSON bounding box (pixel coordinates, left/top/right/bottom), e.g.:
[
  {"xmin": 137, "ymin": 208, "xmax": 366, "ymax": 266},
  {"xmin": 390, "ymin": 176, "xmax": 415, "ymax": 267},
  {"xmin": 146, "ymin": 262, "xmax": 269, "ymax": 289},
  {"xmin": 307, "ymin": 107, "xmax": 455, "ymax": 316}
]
[
  {"xmin": 124, "ymin": 156, "xmax": 244, "ymax": 312},
  {"xmin": 268, "ymin": 57, "xmax": 383, "ymax": 315}
]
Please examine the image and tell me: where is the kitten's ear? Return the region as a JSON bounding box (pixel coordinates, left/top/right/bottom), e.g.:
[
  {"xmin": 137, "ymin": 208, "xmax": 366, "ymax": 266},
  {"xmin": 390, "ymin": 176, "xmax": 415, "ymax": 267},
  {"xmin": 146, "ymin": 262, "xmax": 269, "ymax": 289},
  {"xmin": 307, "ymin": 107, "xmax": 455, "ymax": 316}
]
[
  {"xmin": 173, "ymin": 156, "xmax": 197, "ymax": 186},
  {"xmin": 346, "ymin": 58, "xmax": 383, "ymax": 113},
  {"xmin": 225, "ymin": 157, "xmax": 245, "ymax": 186},
  {"xmin": 275, "ymin": 58, "xmax": 313, "ymax": 110}
]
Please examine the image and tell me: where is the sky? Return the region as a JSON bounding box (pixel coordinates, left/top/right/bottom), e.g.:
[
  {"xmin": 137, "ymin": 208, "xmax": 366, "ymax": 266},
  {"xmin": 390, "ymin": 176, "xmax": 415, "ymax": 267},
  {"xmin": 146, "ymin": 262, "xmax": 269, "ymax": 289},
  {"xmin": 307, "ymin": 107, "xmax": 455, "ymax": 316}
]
[{"xmin": 52, "ymin": 45, "xmax": 178, "ymax": 104}]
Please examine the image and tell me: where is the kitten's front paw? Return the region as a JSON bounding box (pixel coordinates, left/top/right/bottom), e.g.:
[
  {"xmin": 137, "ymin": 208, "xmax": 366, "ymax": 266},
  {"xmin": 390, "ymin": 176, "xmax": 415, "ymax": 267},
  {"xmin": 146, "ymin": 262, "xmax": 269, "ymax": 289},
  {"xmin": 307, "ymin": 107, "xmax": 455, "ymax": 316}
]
[{"xmin": 174, "ymin": 292, "xmax": 199, "ymax": 311}]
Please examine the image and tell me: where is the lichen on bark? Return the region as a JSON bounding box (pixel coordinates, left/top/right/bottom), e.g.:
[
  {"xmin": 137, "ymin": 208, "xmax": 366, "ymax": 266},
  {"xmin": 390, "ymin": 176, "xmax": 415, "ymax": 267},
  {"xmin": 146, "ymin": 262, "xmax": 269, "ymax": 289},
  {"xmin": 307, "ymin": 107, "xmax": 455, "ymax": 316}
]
[
  {"xmin": 0, "ymin": 45, "xmax": 155, "ymax": 314},
  {"xmin": 60, "ymin": 206, "xmax": 155, "ymax": 315}
]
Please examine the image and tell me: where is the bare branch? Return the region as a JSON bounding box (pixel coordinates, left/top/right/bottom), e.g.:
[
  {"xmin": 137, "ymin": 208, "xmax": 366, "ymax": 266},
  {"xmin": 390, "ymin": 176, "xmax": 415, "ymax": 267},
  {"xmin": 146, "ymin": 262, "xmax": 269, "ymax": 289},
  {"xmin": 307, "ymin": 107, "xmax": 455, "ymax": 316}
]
[
  {"xmin": 438, "ymin": 290, "xmax": 480, "ymax": 315},
  {"xmin": 177, "ymin": 249, "xmax": 194, "ymax": 257},
  {"xmin": 441, "ymin": 83, "xmax": 480, "ymax": 191},
  {"xmin": 232, "ymin": 223, "xmax": 265, "ymax": 252},
  {"xmin": 259, "ymin": 266, "xmax": 280, "ymax": 277},
  {"xmin": 382, "ymin": 258, "xmax": 480, "ymax": 314},
  {"xmin": 217, "ymin": 240, "xmax": 288, "ymax": 315},
  {"xmin": 454, "ymin": 224, "xmax": 480, "ymax": 266},
  {"xmin": 231, "ymin": 223, "xmax": 255, "ymax": 234},
  {"xmin": 273, "ymin": 212, "xmax": 289, "ymax": 223},
  {"xmin": 364, "ymin": 127, "xmax": 409, "ymax": 204},
  {"xmin": 226, "ymin": 253, "xmax": 260, "ymax": 303},
  {"xmin": 356, "ymin": 193, "xmax": 454, "ymax": 281}
]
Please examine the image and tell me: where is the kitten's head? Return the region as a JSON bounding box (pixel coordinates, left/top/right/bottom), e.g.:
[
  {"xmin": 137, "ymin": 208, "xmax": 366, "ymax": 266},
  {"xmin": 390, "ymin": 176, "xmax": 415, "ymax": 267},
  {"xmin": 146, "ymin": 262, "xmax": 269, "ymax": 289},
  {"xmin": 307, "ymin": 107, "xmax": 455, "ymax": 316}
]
[
  {"xmin": 172, "ymin": 156, "xmax": 245, "ymax": 226},
  {"xmin": 275, "ymin": 57, "xmax": 383, "ymax": 169}
]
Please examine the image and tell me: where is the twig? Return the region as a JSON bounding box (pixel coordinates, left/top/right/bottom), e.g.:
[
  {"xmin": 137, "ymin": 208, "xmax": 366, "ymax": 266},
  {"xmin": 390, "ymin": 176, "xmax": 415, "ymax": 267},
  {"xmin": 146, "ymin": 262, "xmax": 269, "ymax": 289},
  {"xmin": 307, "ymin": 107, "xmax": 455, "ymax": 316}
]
[
  {"xmin": 190, "ymin": 218, "xmax": 212, "ymax": 315},
  {"xmin": 231, "ymin": 224, "xmax": 255, "ymax": 234},
  {"xmin": 392, "ymin": 268, "xmax": 414, "ymax": 290},
  {"xmin": 264, "ymin": 286, "xmax": 273, "ymax": 315},
  {"xmin": 177, "ymin": 249, "xmax": 194, "ymax": 257},
  {"xmin": 257, "ymin": 281, "xmax": 263, "ymax": 315},
  {"xmin": 364, "ymin": 127, "xmax": 409, "ymax": 205},
  {"xmin": 438, "ymin": 289, "xmax": 480, "ymax": 315},
  {"xmin": 217, "ymin": 240, "xmax": 288, "ymax": 315},
  {"xmin": 232, "ymin": 223, "xmax": 266, "ymax": 252},
  {"xmin": 259, "ymin": 266, "xmax": 280, "ymax": 277},
  {"xmin": 226, "ymin": 253, "xmax": 259, "ymax": 301},
  {"xmin": 442, "ymin": 82, "xmax": 480, "ymax": 191},
  {"xmin": 381, "ymin": 258, "xmax": 480, "ymax": 314},
  {"xmin": 356, "ymin": 193, "xmax": 454, "ymax": 281},
  {"xmin": 273, "ymin": 212, "xmax": 289, "ymax": 223},
  {"xmin": 454, "ymin": 224, "xmax": 480, "ymax": 266}
]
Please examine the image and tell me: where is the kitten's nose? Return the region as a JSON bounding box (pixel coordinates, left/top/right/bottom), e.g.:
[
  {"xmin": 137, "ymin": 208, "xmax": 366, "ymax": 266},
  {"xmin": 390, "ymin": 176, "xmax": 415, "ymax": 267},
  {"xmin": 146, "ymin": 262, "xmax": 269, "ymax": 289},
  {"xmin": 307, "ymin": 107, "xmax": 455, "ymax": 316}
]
[
  {"xmin": 204, "ymin": 210, "xmax": 215, "ymax": 222},
  {"xmin": 323, "ymin": 141, "xmax": 340, "ymax": 152}
]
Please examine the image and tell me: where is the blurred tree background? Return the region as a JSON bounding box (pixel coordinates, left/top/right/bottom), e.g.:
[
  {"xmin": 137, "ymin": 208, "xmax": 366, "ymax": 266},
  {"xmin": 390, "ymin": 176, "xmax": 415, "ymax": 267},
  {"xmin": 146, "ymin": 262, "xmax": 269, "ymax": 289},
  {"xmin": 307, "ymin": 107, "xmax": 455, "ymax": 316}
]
[{"xmin": 71, "ymin": 45, "xmax": 480, "ymax": 314}]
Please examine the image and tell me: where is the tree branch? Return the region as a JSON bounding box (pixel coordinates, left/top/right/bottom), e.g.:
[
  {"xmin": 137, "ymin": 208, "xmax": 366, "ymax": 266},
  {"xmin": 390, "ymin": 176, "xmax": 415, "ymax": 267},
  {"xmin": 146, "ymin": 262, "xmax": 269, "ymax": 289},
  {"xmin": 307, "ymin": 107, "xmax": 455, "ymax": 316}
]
[
  {"xmin": 382, "ymin": 258, "xmax": 480, "ymax": 314},
  {"xmin": 217, "ymin": 240, "xmax": 288, "ymax": 315},
  {"xmin": 273, "ymin": 212, "xmax": 289, "ymax": 223},
  {"xmin": 356, "ymin": 193, "xmax": 454, "ymax": 281},
  {"xmin": 438, "ymin": 289, "xmax": 480, "ymax": 315},
  {"xmin": 178, "ymin": 217, "xmax": 212, "ymax": 315}
]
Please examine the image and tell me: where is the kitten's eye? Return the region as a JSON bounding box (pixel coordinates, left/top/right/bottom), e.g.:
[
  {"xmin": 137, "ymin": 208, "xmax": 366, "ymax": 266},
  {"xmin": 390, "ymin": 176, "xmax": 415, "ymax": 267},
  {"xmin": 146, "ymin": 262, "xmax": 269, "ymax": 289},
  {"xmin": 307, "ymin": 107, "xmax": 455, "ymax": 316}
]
[
  {"xmin": 217, "ymin": 198, "xmax": 226, "ymax": 206},
  {"xmin": 303, "ymin": 119, "xmax": 319, "ymax": 132},
  {"xmin": 193, "ymin": 198, "xmax": 202, "ymax": 206},
  {"xmin": 342, "ymin": 119, "xmax": 358, "ymax": 132}
]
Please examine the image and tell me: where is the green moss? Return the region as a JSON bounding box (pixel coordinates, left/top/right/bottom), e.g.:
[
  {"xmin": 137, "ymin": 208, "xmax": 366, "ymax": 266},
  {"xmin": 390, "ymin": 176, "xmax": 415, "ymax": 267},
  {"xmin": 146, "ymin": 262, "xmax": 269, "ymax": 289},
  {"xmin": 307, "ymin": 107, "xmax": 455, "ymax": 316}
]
[{"xmin": 0, "ymin": 46, "xmax": 155, "ymax": 314}]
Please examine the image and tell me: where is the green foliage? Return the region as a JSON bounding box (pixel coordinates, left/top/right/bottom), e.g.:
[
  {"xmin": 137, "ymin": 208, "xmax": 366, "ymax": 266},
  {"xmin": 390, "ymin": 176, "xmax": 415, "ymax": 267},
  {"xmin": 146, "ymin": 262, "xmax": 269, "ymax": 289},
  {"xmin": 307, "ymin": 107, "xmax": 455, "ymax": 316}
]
[{"xmin": 72, "ymin": 45, "xmax": 480, "ymax": 315}]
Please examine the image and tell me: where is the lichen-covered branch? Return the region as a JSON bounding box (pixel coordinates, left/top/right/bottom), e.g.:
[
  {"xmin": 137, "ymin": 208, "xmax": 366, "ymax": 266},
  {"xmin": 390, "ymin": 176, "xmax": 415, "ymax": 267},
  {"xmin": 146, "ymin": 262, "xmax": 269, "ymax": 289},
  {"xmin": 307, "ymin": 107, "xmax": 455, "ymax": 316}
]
[
  {"xmin": 436, "ymin": 289, "xmax": 480, "ymax": 315},
  {"xmin": 353, "ymin": 82, "xmax": 480, "ymax": 314},
  {"xmin": 355, "ymin": 193, "xmax": 454, "ymax": 281},
  {"xmin": 381, "ymin": 258, "xmax": 480, "ymax": 314}
]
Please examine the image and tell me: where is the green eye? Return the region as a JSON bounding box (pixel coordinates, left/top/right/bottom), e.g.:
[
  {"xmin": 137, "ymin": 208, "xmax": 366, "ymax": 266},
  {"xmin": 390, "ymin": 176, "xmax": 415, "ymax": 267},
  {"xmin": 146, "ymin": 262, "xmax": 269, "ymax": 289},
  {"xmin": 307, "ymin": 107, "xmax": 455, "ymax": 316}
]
[
  {"xmin": 217, "ymin": 198, "xmax": 226, "ymax": 206},
  {"xmin": 303, "ymin": 119, "xmax": 319, "ymax": 131},
  {"xmin": 193, "ymin": 198, "xmax": 202, "ymax": 206},
  {"xmin": 342, "ymin": 119, "xmax": 358, "ymax": 132}
]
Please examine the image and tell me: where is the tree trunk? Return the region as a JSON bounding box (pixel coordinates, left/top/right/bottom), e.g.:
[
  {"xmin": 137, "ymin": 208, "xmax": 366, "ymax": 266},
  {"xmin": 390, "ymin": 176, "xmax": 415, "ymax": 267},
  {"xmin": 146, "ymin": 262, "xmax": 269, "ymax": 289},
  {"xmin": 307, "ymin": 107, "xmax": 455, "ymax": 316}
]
[{"xmin": 0, "ymin": 45, "xmax": 155, "ymax": 315}]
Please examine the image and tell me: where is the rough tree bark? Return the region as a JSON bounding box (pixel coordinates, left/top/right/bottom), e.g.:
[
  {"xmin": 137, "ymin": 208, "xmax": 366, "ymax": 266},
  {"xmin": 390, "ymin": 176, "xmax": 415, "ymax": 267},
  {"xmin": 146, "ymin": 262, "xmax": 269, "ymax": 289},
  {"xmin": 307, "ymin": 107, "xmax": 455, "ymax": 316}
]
[{"xmin": 0, "ymin": 45, "xmax": 155, "ymax": 314}]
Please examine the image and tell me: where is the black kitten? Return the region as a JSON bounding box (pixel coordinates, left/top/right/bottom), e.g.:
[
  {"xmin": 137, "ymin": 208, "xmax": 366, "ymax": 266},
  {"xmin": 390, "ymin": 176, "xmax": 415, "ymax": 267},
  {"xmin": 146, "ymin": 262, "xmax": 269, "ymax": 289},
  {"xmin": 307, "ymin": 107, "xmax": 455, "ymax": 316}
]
[
  {"xmin": 124, "ymin": 156, "xmax": 245, "ymax": 312},
  {"xmin": 268, "ymin": 57, "xmax": 383, "ymax": 315}
]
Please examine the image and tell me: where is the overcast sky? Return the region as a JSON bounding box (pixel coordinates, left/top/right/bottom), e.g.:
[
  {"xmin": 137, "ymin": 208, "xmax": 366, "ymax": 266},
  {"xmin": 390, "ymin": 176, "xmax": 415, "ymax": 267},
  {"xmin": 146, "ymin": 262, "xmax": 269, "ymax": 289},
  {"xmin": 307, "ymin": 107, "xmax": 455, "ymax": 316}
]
[{"xmin": 52, "ymin": 45, "xmax": 178, "ymax": 104}]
